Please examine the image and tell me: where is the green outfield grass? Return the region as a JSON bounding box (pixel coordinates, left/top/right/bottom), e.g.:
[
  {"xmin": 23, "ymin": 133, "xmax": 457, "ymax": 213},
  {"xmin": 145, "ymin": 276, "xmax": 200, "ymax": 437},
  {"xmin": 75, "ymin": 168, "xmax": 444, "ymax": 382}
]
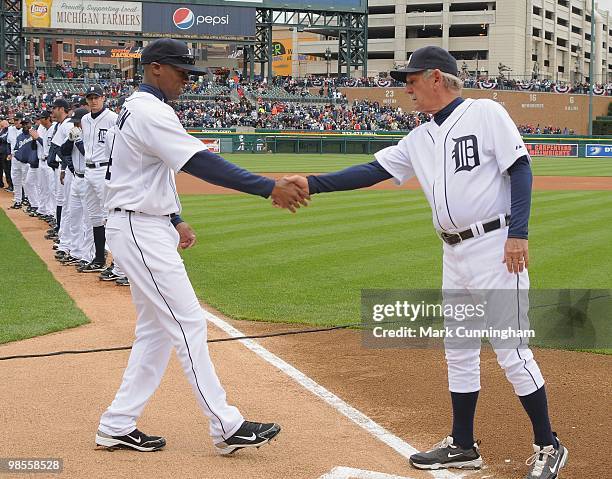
[
  {"xmin": 180, "ymin": 189, "xmax": 612, "ymax": 329},
  {"xmin": 222, "ymin": 153, "xmax": 612, "ymax": 177},
  {"xmin": 0, "ymin": 210, "xmax": 89, "ymax": 344}
]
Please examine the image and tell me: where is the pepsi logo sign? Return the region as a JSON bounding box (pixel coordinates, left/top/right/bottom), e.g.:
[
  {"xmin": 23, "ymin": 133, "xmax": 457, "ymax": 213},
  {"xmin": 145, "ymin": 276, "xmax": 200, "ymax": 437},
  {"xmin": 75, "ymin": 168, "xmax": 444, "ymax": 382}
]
[
  {"xmin": 172, "ymin": 7, "xmax": 229, "ymax": 30},
  {"xmin": 173, "ymin": 8, "xmax": 195, "ymax": 30}
]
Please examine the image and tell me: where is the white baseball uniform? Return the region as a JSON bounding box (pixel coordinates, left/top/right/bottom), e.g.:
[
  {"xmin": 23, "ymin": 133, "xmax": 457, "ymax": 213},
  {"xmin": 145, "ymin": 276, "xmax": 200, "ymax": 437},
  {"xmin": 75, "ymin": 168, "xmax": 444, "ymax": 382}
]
[
  {"xmin": 375, "ymin": 98, "xmax": 544, "ymax": 396},
  {"xmin": 38, "ymin": 122, "xmax": 57, "ymax": 217},
  {"xmin": 99, "ymin": 91, "xmax": 244, "ymax": 441},
  {"xmin": 8, "ymin": 125, "xmax": 28, "ymax": 204},
  {"xmin": 65, "ymin": 140, "xmax": 94, "ymax": 261},
  {"xmin": 81, "ymin": 109, "xmax": 118, "ymax": 227},
  {"xmin": 52, "ymin": 118, "xmax": 76, "ymax": 253}
]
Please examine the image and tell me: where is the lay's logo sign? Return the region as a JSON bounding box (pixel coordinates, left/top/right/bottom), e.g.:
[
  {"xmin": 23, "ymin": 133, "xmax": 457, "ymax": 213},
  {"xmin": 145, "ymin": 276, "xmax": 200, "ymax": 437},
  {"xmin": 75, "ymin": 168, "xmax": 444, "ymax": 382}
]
[{"xmin": 30, "ymin": 3, "xmax": 48, "ymax": 16}]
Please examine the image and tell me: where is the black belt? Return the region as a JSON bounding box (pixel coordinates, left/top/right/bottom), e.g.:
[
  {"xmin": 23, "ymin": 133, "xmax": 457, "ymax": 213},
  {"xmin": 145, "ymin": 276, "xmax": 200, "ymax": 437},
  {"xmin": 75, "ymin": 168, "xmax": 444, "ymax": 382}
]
[
  {"xmin": 113, "ymin": 208, "xmax": 176, "ymax": 219},
  {"xmin": 86, "ymin": 162, "xmax": 109, "ymax": 168},
  {"xmin": 74, "ymin": 172, "xmax": 85, "ymax": 178},
  {"xmin": 439, "ymin": 215, "xmax": 510, "ymax": 246}
]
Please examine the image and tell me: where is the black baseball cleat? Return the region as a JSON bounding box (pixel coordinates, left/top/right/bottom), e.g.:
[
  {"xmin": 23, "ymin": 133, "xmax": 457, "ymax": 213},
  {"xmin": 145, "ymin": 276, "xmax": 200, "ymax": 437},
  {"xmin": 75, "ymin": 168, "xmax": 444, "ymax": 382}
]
[
  {"xmin": 10, "ymin": 202, "xmax": 22, "ymax": 209},
  {"xmin": 77, "ymin": 261, "xmax": 106, "ymax": 273},
  {"xmin": 214, "ymin": 421, "xmax": 281, "ymax": 455},
  {"xmin": 524, "ymin": 435, "xmax": 568, "ymax": 479},
  {"xmin": 115, "ymin": 277, "xmax": 130, "ymax": 286},
  {"xmin": 409, "ymin": 436, "xmax": 483, "ymax": 470},
  {"xmin": 95, "ymin": 429, "xmax": 166, "ymax": 452}
]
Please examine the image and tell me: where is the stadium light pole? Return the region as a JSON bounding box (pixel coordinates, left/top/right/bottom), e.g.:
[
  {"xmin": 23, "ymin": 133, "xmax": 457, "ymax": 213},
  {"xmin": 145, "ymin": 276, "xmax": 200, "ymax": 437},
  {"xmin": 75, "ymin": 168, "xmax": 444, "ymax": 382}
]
[{"xmin": 588, "ymin": 0, "xmax": 595, "ymax": 136}]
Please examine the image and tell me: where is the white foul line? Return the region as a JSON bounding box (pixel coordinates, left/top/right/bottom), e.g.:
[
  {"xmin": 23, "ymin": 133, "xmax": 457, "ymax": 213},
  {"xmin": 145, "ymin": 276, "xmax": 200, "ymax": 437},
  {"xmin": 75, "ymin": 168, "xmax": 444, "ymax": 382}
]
[{"xmin": 204, "ymin": 311, "xmax": 462, "ymax": 479}]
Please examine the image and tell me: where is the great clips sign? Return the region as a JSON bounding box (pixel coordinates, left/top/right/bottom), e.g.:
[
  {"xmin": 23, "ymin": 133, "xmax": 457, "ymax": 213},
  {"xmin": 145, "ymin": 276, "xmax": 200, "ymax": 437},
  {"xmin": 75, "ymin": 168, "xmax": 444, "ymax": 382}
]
[{"xmin": 143, "ymin": 3, "xmax": 255, "ymax": 39}]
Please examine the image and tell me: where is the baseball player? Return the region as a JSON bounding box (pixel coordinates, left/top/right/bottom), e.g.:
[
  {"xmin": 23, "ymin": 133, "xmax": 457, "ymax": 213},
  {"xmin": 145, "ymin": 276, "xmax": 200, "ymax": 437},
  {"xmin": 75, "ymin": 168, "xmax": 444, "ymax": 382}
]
[
  {"xmin": 23, "ymin": 117, "xmax": 41, "ymax": 217},
  {"xmin": 48, "ymin": 99, "xmax": 76, "ymax": 255},
  {"xmin": 285, "ymin": 46, "xmax": 567, "ymax": 479},
  {"xmin": 7, "ymin": 113, "xmax": 28, "ymax": 209},
  {"xmin": 0, "ymin": 118, "xmax": 12, "ymax": 192},
  {"xmin": 79, "ymin": 85, "xmax": 117, "ymax": 273},
  {"xmin": 45, "ymin": 99, "xmax": 72, "ymax": 240},
  {"xmin": 34, "ymin": 111, "xmax": 56, "ymax": 221},
  {"xmin": 98, "ymin": 95, "xmax": 129, "ymax": 286},
  {"xmin": 56, "ymin": 108, "xmax": 94, "ymax": 266},
  {"xmin": 96, "ymin": 38, "xmax": 307, "ymax": 453}
]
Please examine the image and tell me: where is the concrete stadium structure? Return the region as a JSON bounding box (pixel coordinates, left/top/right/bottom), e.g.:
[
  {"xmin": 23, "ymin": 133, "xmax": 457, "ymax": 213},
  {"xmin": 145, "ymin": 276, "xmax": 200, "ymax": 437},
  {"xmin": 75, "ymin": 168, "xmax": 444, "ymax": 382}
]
[{"xmin": 298, "ymin": 0, "xmax": 612, "ymax": 83}]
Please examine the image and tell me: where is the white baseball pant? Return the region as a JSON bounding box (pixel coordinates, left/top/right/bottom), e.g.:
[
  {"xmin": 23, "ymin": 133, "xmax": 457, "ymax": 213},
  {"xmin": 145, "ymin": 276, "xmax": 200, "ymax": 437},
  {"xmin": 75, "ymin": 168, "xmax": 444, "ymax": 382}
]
[
  {"xmin": 442, "ymin": 226, "xmax": 544, "ymax": 397},
  {"xmin": 99, "ymin": 210, "xmax": 244, "ymax": 442},
  {"xmin": 66, "ymin": 175, "xmax": 94, "ymax": 261},
  {"xmin": 57, "ymin": 171, "xmax": 74, "ymax": 254},
  {"xmin": 24, "ymin": 166, "xmax": 40, "ymax": 210},
  {"xmin": 85, "ymin": 167, "xmax": 107, "ymax": 227},
  {"xmin": 11, "ymin": 160, "xmax": 29, "ymax": 204}
]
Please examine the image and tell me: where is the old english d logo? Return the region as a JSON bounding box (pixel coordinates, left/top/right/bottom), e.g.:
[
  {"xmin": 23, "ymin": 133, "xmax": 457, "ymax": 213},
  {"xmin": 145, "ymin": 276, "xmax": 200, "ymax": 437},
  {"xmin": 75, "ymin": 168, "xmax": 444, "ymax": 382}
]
[{"xmin": 452, "ymin": 135, "xmax": 480, "ymax": 172}]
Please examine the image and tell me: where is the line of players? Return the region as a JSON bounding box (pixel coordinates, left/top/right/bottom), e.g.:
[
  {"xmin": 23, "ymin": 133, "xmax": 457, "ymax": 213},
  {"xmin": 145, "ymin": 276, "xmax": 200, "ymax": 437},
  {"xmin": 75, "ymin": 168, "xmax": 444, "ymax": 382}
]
[{"xmin": 1, "ymin": 86, "xmax": 129, "ymax": 286}]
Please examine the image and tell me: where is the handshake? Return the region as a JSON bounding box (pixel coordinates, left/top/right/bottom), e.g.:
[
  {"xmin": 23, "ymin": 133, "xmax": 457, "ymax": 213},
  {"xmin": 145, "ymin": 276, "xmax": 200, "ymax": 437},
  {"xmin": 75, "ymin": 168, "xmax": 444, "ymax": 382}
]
[{"xmin": 269, "ymin": 175, "xmax": 309, "ymax": 213}]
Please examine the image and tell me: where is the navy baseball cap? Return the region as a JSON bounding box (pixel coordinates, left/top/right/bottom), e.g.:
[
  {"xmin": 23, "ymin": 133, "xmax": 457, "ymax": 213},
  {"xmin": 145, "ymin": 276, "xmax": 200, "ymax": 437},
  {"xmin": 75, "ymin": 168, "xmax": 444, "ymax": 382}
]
[
  {"xmin": 140, "ymin": 38, "xmax": 207, "ymax": 73},
  {"xmin": 69, "ymin": 107, "xmax": 89, "ymax": 123},
  {"xmin": 390, "ymin": 46, "xmax": 459, "ymax": 83},
  {"xmin": 14, "ymin": 112, "xmax": 24, "ymax": 119},
  {"xmin": 38, "ymin": 110, "xmax": 51, "ymax": 119},
  {"xmin": 85, "ymin": 85, "xmax": 104, "ymax": 97},
  {"xmin": 52, "ymin": 98, "xmax": 70, "ymax": 109}
]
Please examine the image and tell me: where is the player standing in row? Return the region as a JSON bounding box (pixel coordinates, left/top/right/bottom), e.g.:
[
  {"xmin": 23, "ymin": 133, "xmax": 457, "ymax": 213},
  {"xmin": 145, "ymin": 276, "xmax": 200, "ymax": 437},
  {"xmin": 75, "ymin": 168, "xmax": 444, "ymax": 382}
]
[
  {"xmin": 0, "ymin": 118, "xmax": 13, "ymax": 192},
  {"xmin": 8, "ymin": 113, "xmax": 27, "ymax": 209},
  {"xmin": 79, "ymin": 85, "xmax": 117, "ymax": 273},
  {"xmin": 56, "ymin": 108, "xmax": 94, "ymax": 267},
  {"xmin": 35, "ymin": 111, "xmax": 57, "ymax": 221},
  {"xmin": 45, "ymin": 98, "xmax": 74, "ymax": 242},
  {"xmin": 96, "ymin": 38, "xmax": 308, "ymax": 454}
]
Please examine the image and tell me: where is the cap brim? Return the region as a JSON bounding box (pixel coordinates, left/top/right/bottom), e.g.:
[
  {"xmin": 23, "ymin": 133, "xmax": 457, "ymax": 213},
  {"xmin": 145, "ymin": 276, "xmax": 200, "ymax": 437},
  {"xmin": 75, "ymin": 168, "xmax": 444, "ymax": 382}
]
[
  {"xmin": 390, "ymin": 68, "xmax": 426, "ymax": 83},
  {"xmin": 173, "ymin": 62, "xmax": 208, "ymax": 74}
]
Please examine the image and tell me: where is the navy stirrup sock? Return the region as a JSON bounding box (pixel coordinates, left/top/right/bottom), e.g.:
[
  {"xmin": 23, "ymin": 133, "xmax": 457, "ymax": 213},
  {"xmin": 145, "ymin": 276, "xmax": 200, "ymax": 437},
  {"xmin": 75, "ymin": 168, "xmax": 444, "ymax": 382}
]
[
  {"xmin": 451, "ymin": 391, "xmax": 479, "ymax": 449},
  {"xmin": 519, "ymin": 386, "xmax": 557, "ymax": 448}
]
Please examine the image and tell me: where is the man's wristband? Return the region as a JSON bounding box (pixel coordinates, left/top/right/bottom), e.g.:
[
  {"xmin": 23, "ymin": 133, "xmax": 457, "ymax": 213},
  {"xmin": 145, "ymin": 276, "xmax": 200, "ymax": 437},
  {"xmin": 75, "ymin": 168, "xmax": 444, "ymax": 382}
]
[{"xmin": 170, "ymin": 213, "xmax": 184, "ymax": 227}]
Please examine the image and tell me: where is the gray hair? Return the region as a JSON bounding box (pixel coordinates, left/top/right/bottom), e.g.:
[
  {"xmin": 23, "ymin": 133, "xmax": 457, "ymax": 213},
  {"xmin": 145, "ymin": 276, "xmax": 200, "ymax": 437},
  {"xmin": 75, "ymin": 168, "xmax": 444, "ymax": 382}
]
[{"xmin": 422, "ymin": 69, "xmax": 463, "ymax": 91}]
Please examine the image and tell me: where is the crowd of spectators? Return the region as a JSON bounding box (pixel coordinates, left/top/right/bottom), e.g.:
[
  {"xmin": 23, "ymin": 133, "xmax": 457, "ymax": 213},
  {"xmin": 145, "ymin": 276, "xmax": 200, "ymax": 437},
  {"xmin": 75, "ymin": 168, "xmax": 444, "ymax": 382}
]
[
  {"xmin": 517, "ymin": 124, "xmax": 574, "ymax": 135},
  {"xmin": 173, "ymin": 98, "xmax": 429, "ymax": 130},
  {"xmin": 0, "ymin": 71, "xmax": 579, "ymax": 133}
]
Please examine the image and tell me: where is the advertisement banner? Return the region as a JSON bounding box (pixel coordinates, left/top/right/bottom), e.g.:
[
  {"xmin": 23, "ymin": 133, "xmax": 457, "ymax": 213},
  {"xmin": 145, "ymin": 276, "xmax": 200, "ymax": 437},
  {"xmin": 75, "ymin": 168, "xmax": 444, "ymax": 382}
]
[
  {"xmin": 585, "ymin": 144, "xmax": 612, "ymax": 157},
  {"xmin": 201, "ymin": 138, "xmax": 220, "ymax": 153},
  {"xmin": 75, "ymin": 45, "xmax": 142, "ymax": 58},
  {"xmin": 525, "ymin": 143, "xmax": 578, "ymax": 157},
  {"xmin": 23, "ymin": 0, "xmax": 142, "ymax": 31},
  {"xmin": 142, "ymin": 3, "xmax": 255, "ymax": 39}
]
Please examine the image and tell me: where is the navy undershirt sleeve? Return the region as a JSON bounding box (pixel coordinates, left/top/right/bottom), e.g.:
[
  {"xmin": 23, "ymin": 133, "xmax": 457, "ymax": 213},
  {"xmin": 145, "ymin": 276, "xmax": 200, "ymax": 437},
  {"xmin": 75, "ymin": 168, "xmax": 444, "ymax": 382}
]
[
  {"xmin": 307, "ymin": 160, "xmax": 392, "ymax": 194},
  {"xmin": 75, "ymin": 140, "xmax": 85, "ymax": 156},
  {"xmin": 507, "ymin": 155, "xmax": 532, "ymax": 239},
  {"xmin": 181, "ymin": 150, "xmax": 275, "ymax": 198}
]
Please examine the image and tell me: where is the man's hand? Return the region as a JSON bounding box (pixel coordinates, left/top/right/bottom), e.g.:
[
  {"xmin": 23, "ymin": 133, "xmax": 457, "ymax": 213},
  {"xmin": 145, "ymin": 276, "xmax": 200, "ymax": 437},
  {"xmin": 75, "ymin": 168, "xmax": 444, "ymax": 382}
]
[
  {"xmin": 175, "ymin": 221, "xmax": 196, "ymax": 249},
  {"xmin": 60, "ymin": 170, "xmax": 65, "ymax": 185},
  {"xmin": 503, "ymin": 238, "xmax": 529, "ymax": 273},
  {"xmin": 29, "ymin": 128, "xmax": 39, "ymax": 140},
  {"xmin": 271, "ymin": 177, "xmax": 310, "ymax": 213},
  {"xmin": 284, "ymin": 175, "xmax": 309, "ymax": 195},
  {"xmin": 68, "ymin": 126, "xmax": 82, "ymax": 142}
]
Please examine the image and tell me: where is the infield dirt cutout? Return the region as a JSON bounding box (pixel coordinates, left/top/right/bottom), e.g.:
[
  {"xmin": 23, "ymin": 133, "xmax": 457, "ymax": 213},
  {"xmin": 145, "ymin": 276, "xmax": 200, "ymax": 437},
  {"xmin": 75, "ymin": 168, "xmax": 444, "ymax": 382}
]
[{"xmin": 0, "ymin": 182, "xmax": 610, "ymax": 479}]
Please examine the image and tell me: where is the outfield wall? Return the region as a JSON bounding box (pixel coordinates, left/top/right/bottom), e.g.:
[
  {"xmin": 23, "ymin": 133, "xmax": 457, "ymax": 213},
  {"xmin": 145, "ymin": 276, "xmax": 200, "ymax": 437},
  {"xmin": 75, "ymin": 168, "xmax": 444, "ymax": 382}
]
[
  {"xmin": 329, "ymin": 88, "xmax": 611, "ymax": 135},
  {"xmin": 188, "ymin": 129, "xmax": 612, "ymax": 155}
]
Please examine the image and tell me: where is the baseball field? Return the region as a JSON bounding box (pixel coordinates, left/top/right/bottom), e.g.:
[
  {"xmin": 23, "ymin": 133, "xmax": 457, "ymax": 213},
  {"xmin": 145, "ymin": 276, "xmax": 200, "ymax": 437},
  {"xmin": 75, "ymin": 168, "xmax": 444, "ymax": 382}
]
[{"xmin": 0, "ymin": 153, "xmax": 610, "ymax": 479}]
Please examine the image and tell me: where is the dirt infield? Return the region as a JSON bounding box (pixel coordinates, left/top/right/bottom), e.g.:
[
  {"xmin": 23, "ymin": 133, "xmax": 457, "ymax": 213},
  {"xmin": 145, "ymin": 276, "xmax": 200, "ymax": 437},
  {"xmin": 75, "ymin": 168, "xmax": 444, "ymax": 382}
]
[
  {"xmin": 176, "ymin": 173, "xmax": 612, "ymax": 195},
  {"xmin": 1, "ymin": 190, "xmax": 610, "ymax": 479}
]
